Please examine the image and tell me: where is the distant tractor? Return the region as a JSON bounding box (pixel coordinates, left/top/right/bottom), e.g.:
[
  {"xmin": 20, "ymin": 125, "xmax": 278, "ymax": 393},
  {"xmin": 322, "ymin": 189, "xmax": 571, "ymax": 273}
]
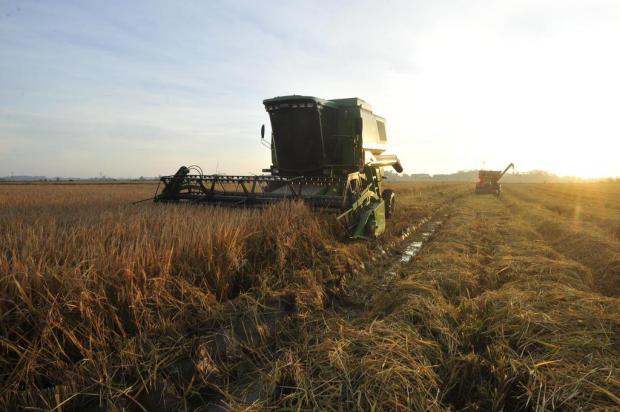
[{"xmin": 475, "ymin": 163, "xmax": 514, "ymax": 195}]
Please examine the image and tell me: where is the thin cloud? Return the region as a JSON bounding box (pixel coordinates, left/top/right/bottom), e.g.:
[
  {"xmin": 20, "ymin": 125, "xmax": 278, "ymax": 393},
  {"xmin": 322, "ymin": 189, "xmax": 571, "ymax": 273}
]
[{"xmin": 0, "ymin": 0, "xmax": 618, "ymax": 178}]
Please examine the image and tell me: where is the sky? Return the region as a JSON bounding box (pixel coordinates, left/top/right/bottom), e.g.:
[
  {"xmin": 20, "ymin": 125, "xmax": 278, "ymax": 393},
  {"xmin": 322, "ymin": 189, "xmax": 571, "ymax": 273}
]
[{"xmin": 1, "ymin": 0, "xmax": 619, "ymax": 178}]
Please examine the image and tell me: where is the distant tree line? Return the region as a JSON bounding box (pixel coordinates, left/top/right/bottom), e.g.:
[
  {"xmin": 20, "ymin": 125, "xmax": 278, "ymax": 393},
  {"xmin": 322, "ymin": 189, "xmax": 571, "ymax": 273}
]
[
  {"xmin": 385, "ymin": 170, "xmax": 618, "ymax": 183},
  {"xmin": 0, "ymin": 176, "xmax": 159, "ymax": 182}
]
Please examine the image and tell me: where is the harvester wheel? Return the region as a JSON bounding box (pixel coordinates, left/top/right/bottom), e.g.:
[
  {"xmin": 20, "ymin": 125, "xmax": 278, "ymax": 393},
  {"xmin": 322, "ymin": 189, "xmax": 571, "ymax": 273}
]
[{"xmin": 382, "ymin": 189, "xmax": 395, "ymax": 218}]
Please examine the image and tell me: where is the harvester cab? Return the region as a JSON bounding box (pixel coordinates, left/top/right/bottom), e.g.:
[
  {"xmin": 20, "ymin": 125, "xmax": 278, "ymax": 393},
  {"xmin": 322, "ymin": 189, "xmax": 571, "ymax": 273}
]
[
  {"xmin": 154, "ymin": 95, "xmax": 403, "ymax": 239},
  {"xmin": 475, "ymin": 163, "xmax": 514, "ymax": 195}
]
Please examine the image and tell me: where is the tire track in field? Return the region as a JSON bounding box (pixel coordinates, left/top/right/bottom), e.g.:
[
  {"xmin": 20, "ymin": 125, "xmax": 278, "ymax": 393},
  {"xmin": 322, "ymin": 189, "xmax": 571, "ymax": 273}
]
[
  {"xmin": 354, "ymin": 194, "xmax": 519, "ymax": 410},
  {"xmin": 343, "ymin": 188, "xmax": 467, "ymax": 314},
  {"xmin": 231, "ymin": 189, "xmax": 472, "ymax": 411}
]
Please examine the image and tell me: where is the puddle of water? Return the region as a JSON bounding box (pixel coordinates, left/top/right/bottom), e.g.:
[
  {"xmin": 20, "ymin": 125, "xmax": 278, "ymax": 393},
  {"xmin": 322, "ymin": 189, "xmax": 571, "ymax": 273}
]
[
  {"xmin": 399, "ymin": 219, "xmax": 444, "ymax": 263},
  {"xmin": 379, "ymin": 215, "xmax": 448, "ymax": 289},
  {"xmin": 399, "ymin": 218, "xmax": 428, "ymax": 241},
  {"xmin": 401, "ymin": 242, "xmax": 423, "ymax": 262}
]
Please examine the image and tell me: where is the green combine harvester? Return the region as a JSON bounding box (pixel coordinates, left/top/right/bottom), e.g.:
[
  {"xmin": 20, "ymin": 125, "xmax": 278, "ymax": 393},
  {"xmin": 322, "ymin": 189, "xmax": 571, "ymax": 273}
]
[{"xmin": 155, "ymin": 95, "xmax": 403, "ymax": 239}]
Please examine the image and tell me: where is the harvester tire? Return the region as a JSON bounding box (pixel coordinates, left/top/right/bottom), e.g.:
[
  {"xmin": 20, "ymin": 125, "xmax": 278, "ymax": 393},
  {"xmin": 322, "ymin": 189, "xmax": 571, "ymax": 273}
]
[{"xmin": 382, "ymin": 189, "xmax": 395, "ymax": 219}]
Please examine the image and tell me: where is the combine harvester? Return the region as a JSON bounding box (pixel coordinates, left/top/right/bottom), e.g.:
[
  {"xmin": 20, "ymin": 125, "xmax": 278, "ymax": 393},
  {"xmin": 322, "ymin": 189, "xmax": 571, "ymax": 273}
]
[
  {"xmin": 154, "ymin": 95, "xmax": 403, "ymax": 239},
  {"xmin": 475, "ymin": 163, "xmax": 514, "ymax": 195}
]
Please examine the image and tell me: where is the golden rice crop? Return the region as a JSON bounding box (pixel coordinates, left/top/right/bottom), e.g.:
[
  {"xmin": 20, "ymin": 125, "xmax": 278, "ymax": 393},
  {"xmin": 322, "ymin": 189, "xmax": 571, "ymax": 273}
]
[{"xmin": 1, "ymin": 182, "xmax": 619, "ymax": 411}]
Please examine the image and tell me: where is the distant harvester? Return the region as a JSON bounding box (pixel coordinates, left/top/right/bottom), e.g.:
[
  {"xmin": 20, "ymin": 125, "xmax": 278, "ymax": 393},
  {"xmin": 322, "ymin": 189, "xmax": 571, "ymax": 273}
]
[{"xmin": 475, "ymin": 163, "xmax": 515, "ymax": 196}]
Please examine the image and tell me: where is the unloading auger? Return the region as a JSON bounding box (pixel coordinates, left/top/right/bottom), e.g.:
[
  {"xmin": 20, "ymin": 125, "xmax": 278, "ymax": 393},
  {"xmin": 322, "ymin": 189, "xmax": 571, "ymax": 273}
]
[{"xmin": 154, "ymin": 96, "xmax": 403, "ymax": 239}]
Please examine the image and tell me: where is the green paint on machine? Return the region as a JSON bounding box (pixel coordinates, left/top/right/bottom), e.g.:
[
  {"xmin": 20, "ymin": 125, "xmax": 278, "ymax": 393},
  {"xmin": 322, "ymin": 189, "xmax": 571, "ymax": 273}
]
[{"xmin": 155, "ymin": 95, "xmax": 402, "ymax": 239}]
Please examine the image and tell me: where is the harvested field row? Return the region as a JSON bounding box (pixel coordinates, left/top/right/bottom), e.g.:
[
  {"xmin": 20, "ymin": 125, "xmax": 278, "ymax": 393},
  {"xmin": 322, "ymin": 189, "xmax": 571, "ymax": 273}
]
[
  {"xmin": 505, "ymin": 183, "xmax": 620, "ymax": 211},
  {"xmin": 506, "ymin": 184, "xmax": 620, "ymax": 239},
  {"xmin": 502, "ymin": 187, "xmax": 620, "ymax": 297},
  {"xmin": 367, "ymin": 195, "xmax": 620, "ymax": 410}
]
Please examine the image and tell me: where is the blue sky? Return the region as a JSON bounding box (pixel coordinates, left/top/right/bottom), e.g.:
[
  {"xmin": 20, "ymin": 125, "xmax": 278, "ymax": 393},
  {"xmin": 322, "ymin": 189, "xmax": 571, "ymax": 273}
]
[{"xmin": 1, "ymin": 0, "xmax": 619, "ymax": 178}]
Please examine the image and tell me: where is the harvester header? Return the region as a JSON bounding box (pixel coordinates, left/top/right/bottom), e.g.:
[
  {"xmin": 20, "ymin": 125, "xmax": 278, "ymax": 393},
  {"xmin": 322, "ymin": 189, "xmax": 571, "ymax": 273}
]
[{"xmin": 155, "ymin": 95, "xmax": 403, "ymax": 239}]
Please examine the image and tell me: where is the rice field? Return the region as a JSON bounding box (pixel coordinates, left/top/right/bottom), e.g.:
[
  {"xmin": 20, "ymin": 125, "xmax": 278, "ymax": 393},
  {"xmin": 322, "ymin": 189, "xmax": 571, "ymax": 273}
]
[{"xmin": 1, "ymin": 182, "xmax": 619, "ymax": 411}]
